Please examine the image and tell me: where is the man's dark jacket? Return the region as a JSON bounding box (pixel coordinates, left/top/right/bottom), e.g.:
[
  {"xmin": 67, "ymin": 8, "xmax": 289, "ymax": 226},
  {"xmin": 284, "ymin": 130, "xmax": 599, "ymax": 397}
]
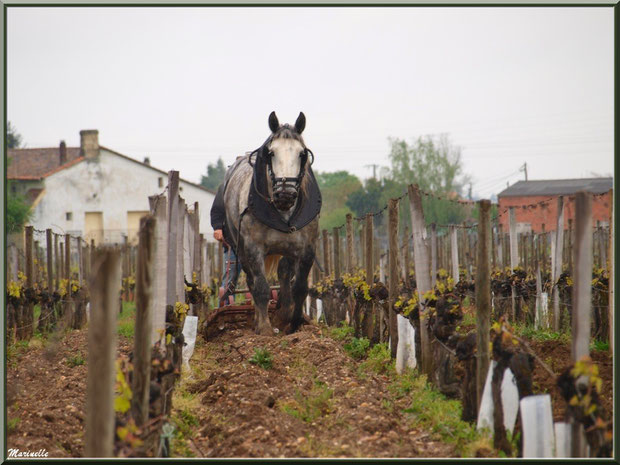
[{"xmin": 210, "ymin": 184, "xmax": 226, "ymax": 232}]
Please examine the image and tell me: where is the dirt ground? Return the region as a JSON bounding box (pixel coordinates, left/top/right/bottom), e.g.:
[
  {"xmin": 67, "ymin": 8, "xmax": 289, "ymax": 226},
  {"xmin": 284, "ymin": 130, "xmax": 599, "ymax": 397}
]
[
  {"xmin": 5, "ymin": 320, "xmax": 614, "ymax": 458},
  {"xmin": 6, "ymin": 330, "xmax": 131, "ymax": 457},
  {"xmin": 173, "ymin": 324, "xmax": 458, "ymax": 458},
  {"xmin": 529, "ymin": 340, "xmax": 614, "ymax": 423}
]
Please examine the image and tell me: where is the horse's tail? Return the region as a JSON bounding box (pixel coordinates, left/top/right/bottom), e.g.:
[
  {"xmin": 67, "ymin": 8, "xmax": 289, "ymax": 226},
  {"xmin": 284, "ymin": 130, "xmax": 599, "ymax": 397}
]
[{"xmin": 264, "ymin": 254, "xmax": 282, "ymax": 279}]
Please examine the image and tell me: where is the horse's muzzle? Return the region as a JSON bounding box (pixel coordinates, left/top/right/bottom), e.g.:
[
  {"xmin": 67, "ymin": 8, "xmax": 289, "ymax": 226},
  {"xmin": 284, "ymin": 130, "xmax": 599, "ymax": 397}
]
[{"xmin": 274, "ymin": 188, "xmax": 298, "ymax": 211}]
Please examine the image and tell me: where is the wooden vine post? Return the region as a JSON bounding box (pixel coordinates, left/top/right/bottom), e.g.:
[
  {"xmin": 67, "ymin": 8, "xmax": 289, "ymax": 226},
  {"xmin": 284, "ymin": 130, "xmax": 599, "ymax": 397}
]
[
  {"xmin": 497, "ymin": 224, "xmax": 504, "ymax": 270},
  {"xmin": 166, "ymin": 171, "xmax": 180, "ymax": 307},
  {"xmin": 85, "ymin": 249, "xmax": 120, "ymax": 457},
  {"xmin": 608, "ymin": 190, "xmax": 613, "ymax": 355},
  {"xmin": 193, "ymin": 202, "xmax": 203, "ymax": 319},
  {"xmin": 430, "ymin": 223, "xmax": 438, "ymax": 287},
  {"xmin": 403, "ymin": 226, "xmax": 410, "ymax": 280},
  {"xmin": 149, "ymin": 195, "xmax": 168, "ymax": 345},
  {"xmin": 570, "ymin": 191, "xmax": 592, "ymax": 457},
  {"xmin": 541, "ymin": 223, "xmax": 547, "ymax": 276},
  {"xmin": 388, "ymin": 198, "xmax": 400, "ymax": 358},
  {"xmin": 322, "ymin": 229, "xmax": 331, "ymax": 277},
  {"xmin": 552, "ymin": 196, "xmax": 565, "ymax": 331},
  {"xmin": 475, "ymin": 200, "xmax": 491, "ymax": 410},
  {"xmin": 364, "ymin": 214, "xmax": 374, "ymax": 340},
  {"xmin": 333, "ymin": 226, "xmax": 341, "ymax": 280},
  {"xmin": 567, "ymin": 218, "xmax": 573, "ymax": 275},
  {"xmin": 65, "ymin": 234, "xmax": 73, "ymax": 322},
  {"xmin": 24, "ymin": 226, "xmax": 34, "ymax": 339},
  {"xmin": 121, "ymin": 236, "xmax": 127, "ymax": 301},
  {"xmin": 345, "ymin": 213, "xmax": 354, "ymax": 272},
  {"xmin": 450, "ymin": 225, "xmax": 459, "ymax": 284},
  {"xmin": 407, "ymin": 184, "xmax": 433, "ymax": 376},
  {"xmin": 131, "ymin": 216, "xmax": 155, "ymax": 427},
  {"xmin": 46, "ymin": 229, "xmax": 53, "ymax": 293},
  {"xmin": 54, "ymin": 234, "xmax": 60, "ymax": 289},
  {"xmin": 508, "ymin": 207, "xmax": 518, "ymax": 320}
]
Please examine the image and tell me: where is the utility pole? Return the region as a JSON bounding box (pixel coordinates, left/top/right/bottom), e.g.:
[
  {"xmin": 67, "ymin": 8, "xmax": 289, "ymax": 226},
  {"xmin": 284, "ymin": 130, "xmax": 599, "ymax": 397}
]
[{"xmin": 365, "ymin": 164, "xmax": 379, "ymax": 180}]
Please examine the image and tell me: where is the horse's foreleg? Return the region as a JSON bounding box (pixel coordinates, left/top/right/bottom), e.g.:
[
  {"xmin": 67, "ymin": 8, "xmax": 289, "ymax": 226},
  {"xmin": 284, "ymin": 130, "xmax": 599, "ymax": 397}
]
[
  {"xmin": 276, "ymin": 257, "xmax": 294, "ymax": 327},
  {"xmin": 243, "ymin": 247, "xmax": 273, "ymax": 336},
  {"xmin": 289, "ymin": 248, "xmax": 315, "ymax": 333}
]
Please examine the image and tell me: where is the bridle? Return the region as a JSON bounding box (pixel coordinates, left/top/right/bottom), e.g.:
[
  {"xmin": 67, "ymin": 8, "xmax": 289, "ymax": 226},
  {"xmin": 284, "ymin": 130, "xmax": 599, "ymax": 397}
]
[
  {"xmin": 265, "ymin": 146, "xmax": 314, "ymax": 194},
  {"xmin": 248, "ymin": 136, "xmax": 314, "ymax": 204}
]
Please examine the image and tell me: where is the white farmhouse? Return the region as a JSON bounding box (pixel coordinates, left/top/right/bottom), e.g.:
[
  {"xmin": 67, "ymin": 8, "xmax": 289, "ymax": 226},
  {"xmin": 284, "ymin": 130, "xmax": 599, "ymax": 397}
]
[{"xmin": 8, "ymin": 129, "xmax": 216, "ymax": 244}]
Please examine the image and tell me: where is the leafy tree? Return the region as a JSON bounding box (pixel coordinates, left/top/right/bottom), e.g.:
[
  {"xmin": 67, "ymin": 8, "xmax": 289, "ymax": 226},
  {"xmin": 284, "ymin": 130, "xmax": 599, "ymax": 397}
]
[
  {"xmin": 7, "ymin": 190, "xmax": 32, "ymax": 233},
  {"xmin": 346, "ymin": 178, "xmax": 384, "ymax": 220},
  {"xmin": 200, "ymin": 157, "xmax": 226, "ymax": 191},
  {"xmin": 6, "ymin": 124, "xmax": 32, "ymax": 232},
  {"xmin": 315, "ymin": 171, "xmax": 362, "ymax": 231},
  {"xmin": 319, "ymin": 206, "xmax": 355, "ymax": 231},
  {"xmin": 7, "ymin": 121, "xmax": 23, "ymax": 149},
  {"xmin": 388, "ymin": 134, "xmax": 471, "ymax": 226}
]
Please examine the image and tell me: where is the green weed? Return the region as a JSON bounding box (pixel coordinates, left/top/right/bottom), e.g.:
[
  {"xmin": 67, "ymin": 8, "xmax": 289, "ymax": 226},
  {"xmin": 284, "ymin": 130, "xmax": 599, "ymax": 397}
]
[
  {"xmin": 359, "ymin": 343, "xmax": 393, "ymax": 375},
  {"xmin": 513, "ymin": 323, "xmax": 570, "ymax": 344},
  {"xmin": 402, "ymin": 373, "xmax": 481, "ymax": 456},
  {"xmin": 249, "ymin": 347, "xmax": 273, "ymax": 369},
  {"xmin": 118, "ymin": 301, "xmax": 136, "ymax": 338},
  {"xmin": 66, "ymin": 353, "xmax": 85, "ymax": 367},
  {"xmin": 590, "ymin": 339, "xmax": 609, "ymax": 352},
  {"xmin": 7, "ymin": 417, "xmax": 19, "ymax": 434},
  {"xmin": 328, "ymin": 322, "xmax": 355, "ymax": 341},
  {"xmin": 281, "ymin": 380, "xmax": 333, "ymax": 423},
  {"xmin": 343, "ymin": 337, "xmax": 370, "ymax": 360}
]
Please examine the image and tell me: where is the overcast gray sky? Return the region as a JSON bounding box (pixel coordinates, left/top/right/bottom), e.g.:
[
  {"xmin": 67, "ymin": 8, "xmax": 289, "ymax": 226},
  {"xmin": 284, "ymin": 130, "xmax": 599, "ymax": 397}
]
[{"xmin": 7, "ymin": 6, "xmax": 614, "ymax": 198}]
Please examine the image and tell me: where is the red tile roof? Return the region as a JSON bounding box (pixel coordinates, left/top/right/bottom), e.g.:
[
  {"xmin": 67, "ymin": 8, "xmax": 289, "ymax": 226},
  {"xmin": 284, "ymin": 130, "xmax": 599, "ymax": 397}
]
[{"xmin": 7, "ymin": 147, "xmax": 83, "ymax": 180}]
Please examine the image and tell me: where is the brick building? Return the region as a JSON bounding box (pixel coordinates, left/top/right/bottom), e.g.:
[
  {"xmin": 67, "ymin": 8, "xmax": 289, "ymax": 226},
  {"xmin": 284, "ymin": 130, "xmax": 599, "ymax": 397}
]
[{"xmin": 497, "ymin": 178, "xmax": 613, "ymax": 233}]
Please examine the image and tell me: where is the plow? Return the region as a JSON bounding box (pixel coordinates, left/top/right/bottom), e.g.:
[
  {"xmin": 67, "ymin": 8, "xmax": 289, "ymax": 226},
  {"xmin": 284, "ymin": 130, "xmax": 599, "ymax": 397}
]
[{"xmin": 203, "ymin": 287, "xmax": 280, "ymax": 339}]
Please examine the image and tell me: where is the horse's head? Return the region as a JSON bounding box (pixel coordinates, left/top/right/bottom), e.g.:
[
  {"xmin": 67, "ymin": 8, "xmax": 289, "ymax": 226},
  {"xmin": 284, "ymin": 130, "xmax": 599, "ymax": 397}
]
[{"xmin": 265, "ymin": 111, "xmax": 311, "ymax": 212}]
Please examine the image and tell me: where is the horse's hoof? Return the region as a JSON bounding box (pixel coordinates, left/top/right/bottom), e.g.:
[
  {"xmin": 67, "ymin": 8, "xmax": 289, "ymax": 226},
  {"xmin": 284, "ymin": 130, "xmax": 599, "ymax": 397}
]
[
  {"xmin": 284, "ymin": 319, "xmax": 301, "ymax": 335},
  {"xmin": 256, "ymin": 324, "xmax": 275, "ymax": 336}
]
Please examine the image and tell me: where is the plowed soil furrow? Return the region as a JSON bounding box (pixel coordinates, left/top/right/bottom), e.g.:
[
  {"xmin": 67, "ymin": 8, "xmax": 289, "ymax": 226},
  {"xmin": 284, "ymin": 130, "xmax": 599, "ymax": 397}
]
[{"xmin": 172, "ymin": 325, "xmax": 458, "ymax": 458}]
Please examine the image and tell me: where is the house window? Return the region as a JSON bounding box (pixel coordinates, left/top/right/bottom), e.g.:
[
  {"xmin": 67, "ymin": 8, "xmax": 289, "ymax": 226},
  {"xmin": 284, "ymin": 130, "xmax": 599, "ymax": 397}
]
[
  {"xmin": 158, "ymin": 177, "xmax": 163, "ymax": 188},
  {"xmin": 66, "ymin": 212, "xmax": 73, "ymax": 221},
  {"xmin": 11, "ymin": 184, "xmax": 17, "ymax": 194}
]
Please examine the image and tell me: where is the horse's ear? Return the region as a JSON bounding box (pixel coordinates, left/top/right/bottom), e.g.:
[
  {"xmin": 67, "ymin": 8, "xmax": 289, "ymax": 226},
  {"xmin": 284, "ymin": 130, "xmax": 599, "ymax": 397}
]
[
  {"xmin": 294, "ymin": 112, "xmax": 306, "ymax": 134},
  {"xmin": 268, "ymin": 111, "xmax": 279, "ymax": 133}
]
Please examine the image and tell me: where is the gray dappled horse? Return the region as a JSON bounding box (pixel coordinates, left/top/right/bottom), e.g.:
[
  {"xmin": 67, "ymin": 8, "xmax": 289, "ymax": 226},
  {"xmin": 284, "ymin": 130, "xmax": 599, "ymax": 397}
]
[{"xmin": 223, "ymin": 112, "xmax": 321, "ymax": 335}]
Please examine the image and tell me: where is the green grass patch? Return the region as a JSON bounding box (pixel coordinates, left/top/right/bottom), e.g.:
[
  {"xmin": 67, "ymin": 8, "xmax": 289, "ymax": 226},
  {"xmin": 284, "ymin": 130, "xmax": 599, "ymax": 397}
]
[
  {"xmin": 343, "ymin": 337, "xmax": 370, "ymax": 360},
  {"xmin": 66, "ymin": 352, "xmax": 85, "ymax": 367},
  {"xmin": 249, "ymin": 347, "xmax": 273, "ymax": 369},
  {"xmin": 590, "ymin": 339, "xmax": 609, "ymax": 352},
  {"xmin": 322, "ymin": 325, "xmax": 492, "ymax": 457},
  {"xmin": 512, "ymin": 323, "xmax": 571, "ymax": 344},
  {"xmin": 118, "ymin": 301, "xmax": 136, "ymax": 338},
  {"xmin": 281, "ymin": 379, "xmax": 333, "ymax": 423},
  {"xmin": 400, "ymin": 371, "xmax": 484, "ymax": 456},
  {"xmin": 7, "ymin": 417, "xmax": 20, "ymax": 434},
  {"xmin": 359, "ymin": 343, "xmax": 393, "ymax": 375},
  {"xmin": 7, "ymin": 340, "xmax": 30, "ymax": 368},
  {"xmin": 327, "ymin": 322, "xmax": 355, "ymax": 341}
]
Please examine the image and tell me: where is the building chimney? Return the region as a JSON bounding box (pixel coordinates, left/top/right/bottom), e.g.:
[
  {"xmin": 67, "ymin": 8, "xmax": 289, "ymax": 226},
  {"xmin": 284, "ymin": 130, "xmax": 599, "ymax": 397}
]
[
  {"xmin": 143, "ymin": 157, "xmax": 151, "ymax": 165},
  {"xmin": 59, "ymin": 140, "xmax": 67, "ymax": 165},
  {"xmin": 80, "ymin": 129, "xmax": 99, "ymax": 159}
]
